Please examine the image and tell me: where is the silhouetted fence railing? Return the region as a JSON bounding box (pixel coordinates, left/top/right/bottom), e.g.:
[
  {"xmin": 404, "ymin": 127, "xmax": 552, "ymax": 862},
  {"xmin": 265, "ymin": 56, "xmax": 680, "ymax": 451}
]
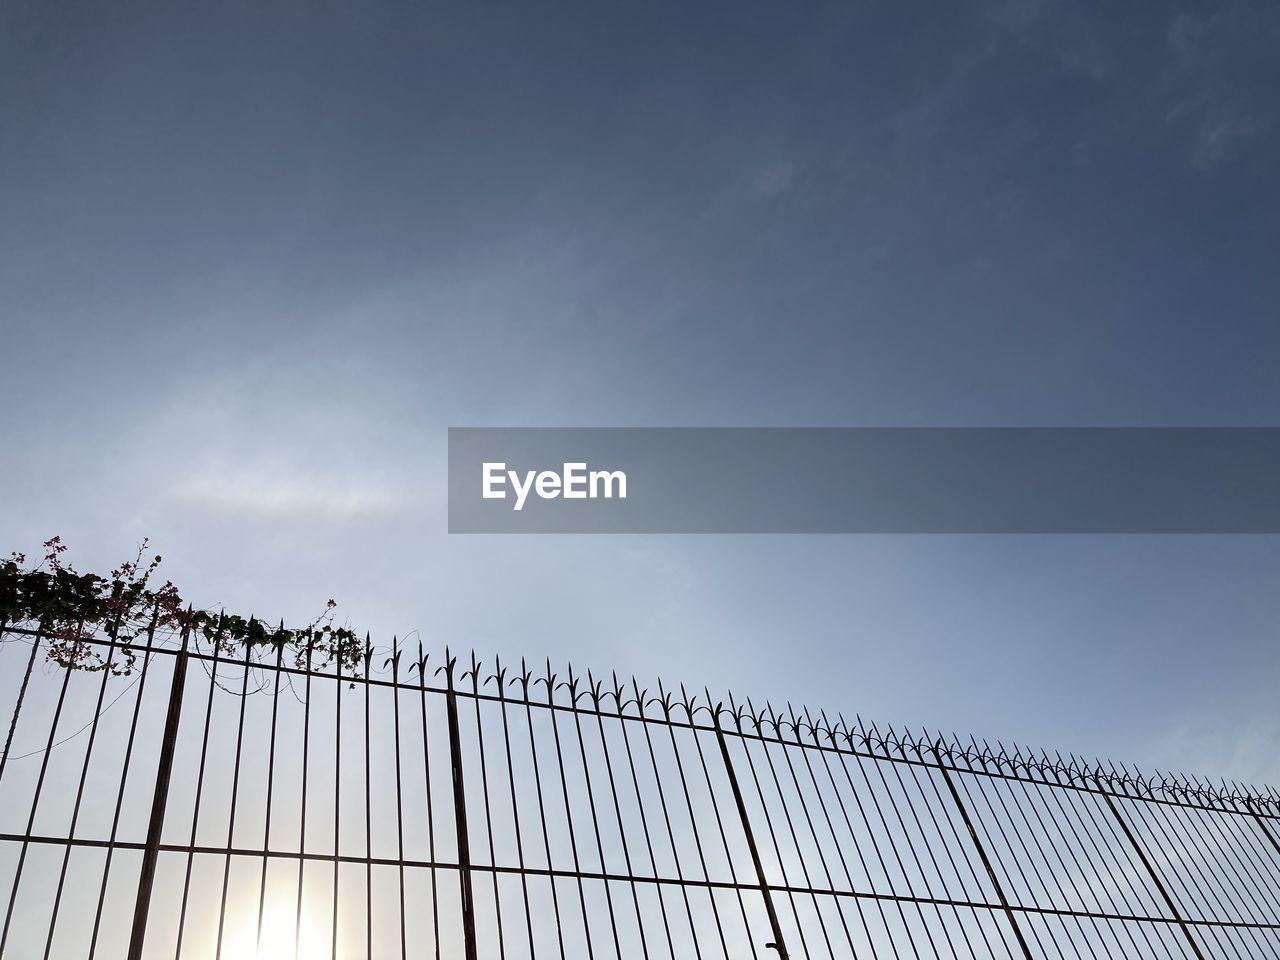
[{"xmin": 1, "ymin": 619, "xmax": 1279, "ymax": 958}]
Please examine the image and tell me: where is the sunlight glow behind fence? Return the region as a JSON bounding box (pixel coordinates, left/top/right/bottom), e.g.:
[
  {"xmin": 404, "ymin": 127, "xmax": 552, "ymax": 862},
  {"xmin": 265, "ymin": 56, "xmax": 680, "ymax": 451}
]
[{"xmin": 1, "ymin": 619, "xmax": 1279, "ymax": 958}]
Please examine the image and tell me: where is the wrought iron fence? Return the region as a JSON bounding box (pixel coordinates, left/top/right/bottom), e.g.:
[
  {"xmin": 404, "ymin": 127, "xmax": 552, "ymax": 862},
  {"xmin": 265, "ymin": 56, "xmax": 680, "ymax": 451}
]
[{"xmin": 1, "ymin": 618, "xmax": 1279, "ymax": 959}]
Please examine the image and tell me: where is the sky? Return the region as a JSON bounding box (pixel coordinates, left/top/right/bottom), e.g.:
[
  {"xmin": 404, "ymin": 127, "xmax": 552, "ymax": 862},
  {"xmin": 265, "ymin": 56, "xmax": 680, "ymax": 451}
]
[{"xmin": 3, "ymin": 0, "xmax": 1280, "ymax": 787}]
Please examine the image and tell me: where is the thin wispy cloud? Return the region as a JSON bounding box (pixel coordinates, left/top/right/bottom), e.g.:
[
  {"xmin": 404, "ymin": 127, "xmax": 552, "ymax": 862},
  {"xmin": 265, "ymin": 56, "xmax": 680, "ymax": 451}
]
[
  {"xmin": 750, "ymin": 160, "xmax": 798, "ymax": 198},
  {"xmin": 981, "ymin": 0, "xmax": 1107, "ymax": 80},
  {"xmin": 1163, "ymin": 0, "xmax": 1280, "ymax": 166},
  {"xmin": 172, "ymin": 467, "xmax": 397, "ymax": 519}
]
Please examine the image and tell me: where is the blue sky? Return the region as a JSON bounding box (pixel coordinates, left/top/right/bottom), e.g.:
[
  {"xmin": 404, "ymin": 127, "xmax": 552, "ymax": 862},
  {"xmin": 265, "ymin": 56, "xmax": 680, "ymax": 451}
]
[{"xmin": 3, "ymin": 0, "xmax": 1280, "ymax": 784}]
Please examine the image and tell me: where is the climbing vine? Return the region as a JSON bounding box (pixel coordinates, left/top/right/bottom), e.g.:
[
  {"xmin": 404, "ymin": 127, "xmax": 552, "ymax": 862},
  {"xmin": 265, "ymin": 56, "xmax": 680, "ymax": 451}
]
[{"xmin": 0, "ymin": 537, "xmax": 362, "ymax": 676}]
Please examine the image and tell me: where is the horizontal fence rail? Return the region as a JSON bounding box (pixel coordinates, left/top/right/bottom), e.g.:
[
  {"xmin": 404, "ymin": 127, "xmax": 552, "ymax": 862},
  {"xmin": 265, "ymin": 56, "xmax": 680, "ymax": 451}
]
[{"xmin": 0, "ymin": 621, "xmax": 1278, "ymax": 958}]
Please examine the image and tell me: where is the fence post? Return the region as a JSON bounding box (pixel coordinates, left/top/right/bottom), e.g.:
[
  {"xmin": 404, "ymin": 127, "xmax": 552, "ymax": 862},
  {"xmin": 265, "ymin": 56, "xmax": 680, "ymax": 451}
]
[
  {"xmin": 1096, "ymin": 782, "xmax": 1205, "ymax": 960},
  {"xmin": 1244, "ymin": 798, "xmax": 1280, "ymax": 860},
  {"xmin": 445, "ymin": 656, "xmax": 479, "ymax": 960},
  {"xmin": 932, "ymin": 746, "xmax": 1035, "ymax": 959},
  {"xmin": 126, "ymin": 619, "xmax": 190, "ymax": 960},
  {"xmin": 0, "ymin": 624, "xmax": 42, "ymax": 788},
  {"xmin": 713, "ymin": 714, "xmax": 790, "ymax": 959}
]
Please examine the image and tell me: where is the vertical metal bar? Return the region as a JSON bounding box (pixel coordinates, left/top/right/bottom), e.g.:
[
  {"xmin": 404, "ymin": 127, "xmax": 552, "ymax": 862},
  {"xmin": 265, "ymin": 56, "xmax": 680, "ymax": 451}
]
[
  {"xmin": 944, "ymin": 742, "xmax": 1048, "ymax": 956},
  {"xmin": 0, "ymin": 627, "xmax": 76, "ymax": 957},
  {"xmin": 683, "ymin": 689, "xmax": 758, "ymax": 959},
  {"xmin": 1036, "ymin": 757, "xmax": 1153, "ymax": 957},
  {"xmin": 469, "ymin": 653, "xmax": 507, "ymax": 959},
  {"xmin": 1204, "ymin": 794, "xmax": 1280, "ymax": 925},
  {"xmin": 494, "ymin": 661, "xmax": 538, "ymax": 958},
  {"xmin": 989, "ymin": 746, "xmax": 1110, "ymax": 956},
  {"xmin": 856, "ymin": 727, "xmax": 941, "ymax": 959},
  {"xmin": 295, "ymin": 633, "xmax": 315, "ymax": 960},
  {"xmin": 544, "ymin": 662, "xmax": 597, "ymax": 958},
  {"xmin": 656, "ymin": 682, "xmax": 731, "ymax": 959},
  {"xmin": 518, "ymin": 662, "xmax": 568, "ymax": 960},
  {"xmin": 810, "ymin": 712, "xmax": 897, "ymax": 959},
  {"xmin": 41, "ymin": 614, "xmax": 122, "ymax": 960},
  {"xmin": 956, "ymin": 741, "xmax": 1063, "ymax": 957},
  {"xmin": 590, "ymin": 674, "xmax": 651, "ymax": 960},
  {"xmin": 126, "ymin": 619, "xmax": 192, "ymax": 960},
  {"xmin": 827, "ymin": 731, "xmax": 907, "ymax": 959},
  {"xmin": 255, "ymin": 642, "xmax": 286, "ymax": 953},
  {"xmin": 1096, "ymin": 784, "xmax": 1205, "ymax": 959},
  {"xmin": 364, "ymin": 639, "xmax": 373, "ymax": 960},
  {"xmin": 445, "ymin": 654, "xmax": 480, "ymax": 960},
  {"xmin": 730, "ymin": 698, "xmax": 813, "ymax": 959},
  {"xmin": 1046, "ymin": 754, "xmax": 1162, "ymax": 956},
  {"xmin": 770, "ymin": 706, "xmax": 859, "ymax": 957},
  {"xmin": 613, "ymin": 674, "xmax": 677, "ymax": 959},
  {"xmin": 333, "ymin": 633, "xmax": 343, "ymax": 960},
  {"xmin": 1247, "ymin": 799, "xmax": 1280, "ymax": 860},
  {"xmin": 1193, "ymin": 800, "xmax": 1280, "ymax": 928},
  {"xmin": 0, "ymin": 623, "xmax": 42, "ymax": 788},
  {"xmin": 748, "ymin": 702, "xmax": 836, "ymax": 959},
  {"xmin": 563, "ymin": 666, "xmax": 622, "ymax": 959},
  {"xmin": 713, "ymin": 717, "xmax": 789, "ymax": 960},
  {"xmin": 391, "ymin": 643, "xmax": 408, "ymax": 960},
  {"xmin": 1134, "ymin": 784, "xmax": 1261, "ymax": 953},
  {"xmin": 215, "ymin": 624, "xmax": 252, "ymax": 960},
  {"xmin": 1114, "ymin": 784, "xmax": 1238, "ymax": 957},
  {"xmin": 829, "ymin": 735, "xmax": 915, "ymax": 959},
  {"xmin": 89, "ymin": 604, "xmax": 162, "ymax": 960},
  {"xmin": 932, "ymin": 750, "xmax": 1034, "ymax": 959},
  {"xmin": 792, "ymin": 712, "xmax": 883, "ymax": 958},
  {"xmin": 416, "ymin": 643, "xmax": 442, "ymax": 960},
  {"xmin": 632, "ymin": 679, "xmax": 703, "ymax": 958},
  {"xmin": 877, "ymin": 739, "xmax": 969, "ymax": 958},
  {"xmin": 895, "ymin": 730, "xmax": 996, "ymax": 957},
  {"xmin": 174, "ymin": 627, "xmax": 223, "ymax": 957}
]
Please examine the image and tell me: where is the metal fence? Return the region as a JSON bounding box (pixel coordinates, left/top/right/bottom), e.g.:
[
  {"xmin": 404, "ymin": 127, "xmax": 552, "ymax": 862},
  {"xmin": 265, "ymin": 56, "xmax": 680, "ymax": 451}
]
[{"xmin": 1, "ymin": 619, "xmax": 1279, "ymax": 959}]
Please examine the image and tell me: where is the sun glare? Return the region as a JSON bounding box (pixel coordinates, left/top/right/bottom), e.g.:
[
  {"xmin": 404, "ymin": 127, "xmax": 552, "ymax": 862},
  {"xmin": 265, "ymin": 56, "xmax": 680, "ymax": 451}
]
[{"xmin": 223, "ymin": 903, "xmax": 326, "ymax": 960}]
